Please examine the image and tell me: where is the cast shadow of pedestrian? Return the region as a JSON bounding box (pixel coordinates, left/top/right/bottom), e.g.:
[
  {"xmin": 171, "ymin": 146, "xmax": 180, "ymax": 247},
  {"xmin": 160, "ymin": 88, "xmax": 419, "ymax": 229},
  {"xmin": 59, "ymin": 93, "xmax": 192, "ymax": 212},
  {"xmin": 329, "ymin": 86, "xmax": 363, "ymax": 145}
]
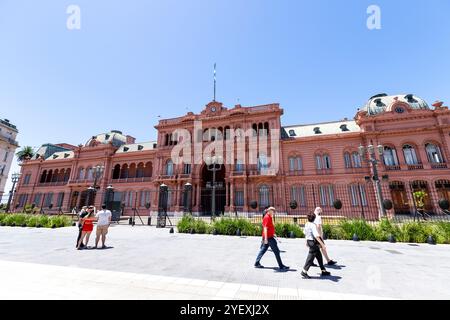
[
  {"xmin": 308, "ymin": 275, "xmax": 342, "ymax": 283},
  {"xmin": 323, "ymin": 264, "xmax": 346, "ymax": 270},
  {"xmin": 264, "ymin": 267, "xmax": 298, "ymax": 273}
]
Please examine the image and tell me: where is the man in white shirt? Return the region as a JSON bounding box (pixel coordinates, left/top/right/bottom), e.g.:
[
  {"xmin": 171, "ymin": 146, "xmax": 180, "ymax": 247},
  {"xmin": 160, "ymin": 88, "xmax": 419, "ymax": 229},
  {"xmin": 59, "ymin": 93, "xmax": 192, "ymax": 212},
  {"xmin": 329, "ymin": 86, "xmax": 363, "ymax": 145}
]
[
  {"xmin": 95, "ymin": 204, "xmax": 112, "ymax": 249},
  {"xmin": 301, "ymin": 212, "xmax": 331, "ymax": 279},
  {"xmin": 314, "ymin": 207, "xmax": 337, "ymax": 266}
]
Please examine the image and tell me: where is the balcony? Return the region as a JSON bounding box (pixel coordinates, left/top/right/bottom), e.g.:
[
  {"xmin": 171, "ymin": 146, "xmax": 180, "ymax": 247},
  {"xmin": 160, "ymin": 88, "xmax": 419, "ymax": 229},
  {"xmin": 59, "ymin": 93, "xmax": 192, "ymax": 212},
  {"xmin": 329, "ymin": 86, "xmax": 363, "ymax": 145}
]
[
  {"xmin": 407, "ymin": 164, "xmax": 424, "ymax": 170},
  {"xmin": 111, "ymin": 177, "xmax": 152, "ymax": 183},
  {"xmin": 178, "ymin": 173, "xmax": 192, "ymax": 179},
  {"xmin": 287, "ymin": 170, "xmax": 303, "ymax": 176},
  {"xmin": 316, "ymin": 169, "xmax": 332, "ymax": 175},
  {"xmin": 384, "ymin": 165, "xmax": 401, "ymax": 171},
  {"xmin": 232, "ymin": 170, "xmax": 246, "ymax": 177},
  {"xmin": 38, "ymin": 181, "xmax": 68, "ymax": 187},
  {"xmin": 431, "ymin": 163, "xmax": 448, "ymax": 169}
]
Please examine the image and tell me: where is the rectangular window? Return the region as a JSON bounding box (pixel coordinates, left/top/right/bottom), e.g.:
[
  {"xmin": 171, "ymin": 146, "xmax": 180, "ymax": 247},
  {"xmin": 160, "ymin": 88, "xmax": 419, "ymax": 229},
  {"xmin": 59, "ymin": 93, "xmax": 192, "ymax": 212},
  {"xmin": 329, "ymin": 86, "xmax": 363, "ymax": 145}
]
[
  {"xmin": 23, "ymin": 174, "xmax": 31, "ymax": 185},
  {"xmin": 44, "ymin": 193, "xmax": 53, "ymax": 208},
  {"xmin": 297, "ymin": 158, "xmax": 303, "ymax": 171},
  {"xmin": 234, "ymin": 190, "xmax": 244, "ymax": 207},
  {"xmin": 183, "ymin": 164, "xmax": 191, "ymax": 175},
  {"xmin": 140, "ymin": 191, "xmax": 151, "ymax": 207},
  {"xmin": 3, "ymin": 151, "xmax": 9, "ymax": 162},
  {"xmin": 319, "ymin": 186, "xmax": 327, "ymax": 206},
  {"xmin": 56, "ymin": 192, "xmax": 65, "ymax": 208},
  {"xmin": 359, "ymin": 185, "xmax": 368, "ymax": 206},
  {"xmin": 33, "ymin": 194, "xmax": 42, "ymax": 206},
  {"xmin": 349, "ymin": 185, "xmax": 359, "ymax": 206}
]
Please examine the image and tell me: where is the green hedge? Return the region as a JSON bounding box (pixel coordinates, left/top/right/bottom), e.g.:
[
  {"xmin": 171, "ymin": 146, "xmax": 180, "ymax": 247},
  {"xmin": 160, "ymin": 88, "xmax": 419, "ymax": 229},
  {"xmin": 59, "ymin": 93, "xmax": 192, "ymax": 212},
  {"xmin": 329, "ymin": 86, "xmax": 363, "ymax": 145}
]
[
  {"xmin": 0, "ymin": 214, "xmax": 72, "ymax": 228},
  {"xmin": 177, "ymin": 215, "xmax": 450, "ymax": 244},
  {"xmin": 323, "ymin": 219, "xmax": 450, "ymax": 244}
]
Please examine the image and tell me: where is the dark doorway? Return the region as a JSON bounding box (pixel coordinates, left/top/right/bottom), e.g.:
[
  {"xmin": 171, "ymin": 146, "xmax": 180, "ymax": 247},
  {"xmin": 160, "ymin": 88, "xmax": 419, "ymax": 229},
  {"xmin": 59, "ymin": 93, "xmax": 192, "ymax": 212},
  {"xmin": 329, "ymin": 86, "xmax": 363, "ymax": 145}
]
[{"xmin": 200, "ymin": 164, "xmax": 226, "ymax": 216}]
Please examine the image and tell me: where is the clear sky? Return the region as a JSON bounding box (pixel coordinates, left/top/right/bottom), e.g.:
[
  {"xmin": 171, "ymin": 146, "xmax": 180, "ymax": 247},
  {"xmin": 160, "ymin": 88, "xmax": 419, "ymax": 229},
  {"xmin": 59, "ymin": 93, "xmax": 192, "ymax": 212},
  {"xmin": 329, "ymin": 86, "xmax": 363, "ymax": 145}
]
[{"xmin": 1, "ymin": 0, "xmax": 450, "ymax": 194}]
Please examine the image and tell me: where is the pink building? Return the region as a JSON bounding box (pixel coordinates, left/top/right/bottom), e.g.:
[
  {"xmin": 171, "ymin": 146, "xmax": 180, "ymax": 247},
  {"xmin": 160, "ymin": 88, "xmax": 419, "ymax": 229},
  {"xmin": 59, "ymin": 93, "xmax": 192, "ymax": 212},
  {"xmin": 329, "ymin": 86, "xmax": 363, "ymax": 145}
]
[{"xmin": 13, "ymin": 94, "xmax": 450, "ymax": 220}]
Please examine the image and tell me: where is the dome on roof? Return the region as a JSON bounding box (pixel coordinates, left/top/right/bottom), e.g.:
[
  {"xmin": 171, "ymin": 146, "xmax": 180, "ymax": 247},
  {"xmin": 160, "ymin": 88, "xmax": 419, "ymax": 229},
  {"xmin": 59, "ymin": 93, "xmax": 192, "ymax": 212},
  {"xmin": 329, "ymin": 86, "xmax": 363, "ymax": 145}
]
[
  {"xmin": 362, "ymin": 94, "xmax": 430, "ymax": 116},
  {"xmin": 85, "ymin": 130, "xmax": 127, "ymax": 147}
]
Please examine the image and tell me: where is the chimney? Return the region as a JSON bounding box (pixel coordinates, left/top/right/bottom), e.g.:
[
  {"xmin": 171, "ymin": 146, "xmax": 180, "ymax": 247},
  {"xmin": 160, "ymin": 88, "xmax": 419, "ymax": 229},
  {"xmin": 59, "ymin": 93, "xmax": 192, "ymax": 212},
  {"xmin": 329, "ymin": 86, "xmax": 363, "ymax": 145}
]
[{"xmin": 126, "ymin": 135, "xmax": 136, "ymax": 144}]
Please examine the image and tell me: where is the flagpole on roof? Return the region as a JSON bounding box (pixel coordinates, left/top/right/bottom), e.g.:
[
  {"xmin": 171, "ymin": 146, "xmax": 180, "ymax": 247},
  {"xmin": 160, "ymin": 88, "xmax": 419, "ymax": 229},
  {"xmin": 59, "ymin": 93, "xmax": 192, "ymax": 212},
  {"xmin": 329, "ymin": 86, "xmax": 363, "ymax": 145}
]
[{"xmin": 213, "ymin": 63, "xmax": 216, "ymax": 102}]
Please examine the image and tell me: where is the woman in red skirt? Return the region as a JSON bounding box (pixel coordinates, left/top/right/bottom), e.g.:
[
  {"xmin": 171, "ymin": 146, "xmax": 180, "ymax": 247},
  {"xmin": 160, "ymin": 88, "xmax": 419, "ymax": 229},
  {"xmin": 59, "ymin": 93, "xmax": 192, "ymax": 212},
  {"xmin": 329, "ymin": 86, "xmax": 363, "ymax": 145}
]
[{"xmin": 77, "ymin": 210, "xmax": 95, "ymax": 250}]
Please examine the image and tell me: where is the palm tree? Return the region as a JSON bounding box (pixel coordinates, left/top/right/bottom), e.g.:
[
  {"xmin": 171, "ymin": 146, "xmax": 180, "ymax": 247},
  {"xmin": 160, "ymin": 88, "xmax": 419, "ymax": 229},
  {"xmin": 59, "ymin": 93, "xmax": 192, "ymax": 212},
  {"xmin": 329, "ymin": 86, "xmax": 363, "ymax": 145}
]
[{"xmin": 16, "ymin": 146, "xmax": 35, "ymax": 162}]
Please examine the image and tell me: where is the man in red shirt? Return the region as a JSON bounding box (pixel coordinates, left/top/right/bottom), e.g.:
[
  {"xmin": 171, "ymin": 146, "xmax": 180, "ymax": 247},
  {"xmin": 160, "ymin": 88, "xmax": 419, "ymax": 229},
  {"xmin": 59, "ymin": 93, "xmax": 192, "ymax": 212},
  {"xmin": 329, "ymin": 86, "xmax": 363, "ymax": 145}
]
[{"xmin": 254, "ymin": 207, "xmax": 290, "ymax": 271}]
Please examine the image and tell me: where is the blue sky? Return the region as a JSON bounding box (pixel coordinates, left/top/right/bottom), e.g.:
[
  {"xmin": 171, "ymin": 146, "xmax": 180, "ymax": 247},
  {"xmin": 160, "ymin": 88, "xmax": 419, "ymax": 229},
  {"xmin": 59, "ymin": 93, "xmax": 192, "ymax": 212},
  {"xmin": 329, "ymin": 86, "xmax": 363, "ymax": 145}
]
[{"xmin": 1, "ymin": 0, "xmax": 450, "ymax": 193}]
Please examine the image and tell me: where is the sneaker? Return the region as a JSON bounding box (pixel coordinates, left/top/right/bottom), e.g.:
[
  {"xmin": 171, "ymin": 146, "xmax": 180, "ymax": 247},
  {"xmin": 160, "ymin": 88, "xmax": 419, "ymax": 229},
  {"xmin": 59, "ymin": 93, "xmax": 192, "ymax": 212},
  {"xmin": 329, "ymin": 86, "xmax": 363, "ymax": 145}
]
[
  {"xmin": 279, "ymin": 265, "xmax": 290, "ymax": 271},
  {"xmin": 321, "ymin": 270, "xmax": 331, "ymax": 277},
  {"xmin": 101, "ymin": 245, "xmax": 107, "ymax": 249},
  {"xmin": 327, "ymin": 260, "xmax": 337, "ymax": 266},
  {"xmin": 301, "ymin": 271, "xmax": 311, "ymax": 279},
  {"xmin": 254, "ymin": 263, "xmax": 264, "ymax": 269}
]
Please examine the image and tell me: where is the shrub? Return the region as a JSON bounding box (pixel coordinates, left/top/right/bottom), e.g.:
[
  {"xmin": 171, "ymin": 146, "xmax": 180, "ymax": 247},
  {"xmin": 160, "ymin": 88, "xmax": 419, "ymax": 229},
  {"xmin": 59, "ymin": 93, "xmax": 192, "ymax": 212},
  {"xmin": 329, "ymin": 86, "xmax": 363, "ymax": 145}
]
[
  {"xmin": 339, "ymin": 219, "xmax": 376, "ymax": 241},
  {"xmin": 373, "ymin": 218, "xmax": 400, "ymax": 242},
  {"xmin": 430, "ymin": 222, "xmax": 450, "ymax": 244},
  {"xmin": 177, "ymin": 215, "xmax": 196, "ymax": 233},
  {"xmin": 26, "ymin": 216, "xmax": 40, "ymax": 227},
  {"xmin": 275, "ymin": 223, "xmax": 304, "ymax": 238},
  {"xmin": 23, "ymin": 204, "xmax": 34, "ymax": 214},
  {"xmin": 396, "ymin": 222, "xmax": 430, "ymax": 243}
]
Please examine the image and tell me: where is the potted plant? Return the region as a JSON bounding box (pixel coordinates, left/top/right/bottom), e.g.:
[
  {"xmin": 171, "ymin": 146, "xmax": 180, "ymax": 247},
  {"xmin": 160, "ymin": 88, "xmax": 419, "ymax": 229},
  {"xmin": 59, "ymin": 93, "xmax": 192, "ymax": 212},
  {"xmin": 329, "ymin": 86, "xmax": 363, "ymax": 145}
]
[{"xmin": 413, "ymin": 190, "xmax": 428, "ymax": 218}]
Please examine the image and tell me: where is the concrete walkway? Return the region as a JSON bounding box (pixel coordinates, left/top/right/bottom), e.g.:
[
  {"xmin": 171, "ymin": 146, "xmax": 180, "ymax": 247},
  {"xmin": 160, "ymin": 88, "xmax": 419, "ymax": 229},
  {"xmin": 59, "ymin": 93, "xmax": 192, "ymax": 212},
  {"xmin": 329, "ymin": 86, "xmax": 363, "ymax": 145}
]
[{"xmin": 0, "ymin": 225, "xmax": 449, "ymax": 300}]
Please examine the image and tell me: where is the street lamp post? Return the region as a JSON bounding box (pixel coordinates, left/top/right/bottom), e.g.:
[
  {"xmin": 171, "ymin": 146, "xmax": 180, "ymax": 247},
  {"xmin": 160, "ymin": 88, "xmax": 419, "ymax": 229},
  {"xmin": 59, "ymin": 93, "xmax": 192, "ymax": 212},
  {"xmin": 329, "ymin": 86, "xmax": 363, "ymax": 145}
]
[
  {"xmin": 6, "ymin": 173, "xmax": 21, "ymax": 213},
  {"xmin": 205, "ymin": 156, "xmax": 223, "ymax": 219},
  {"xmin": 359, "ymin": 144, "xmax": 386, "ymax": 218},
  {"xmin": 87, "ymin": 165, "xmax": 104, "ymax": 206},
  {"xmin": 183, "ymin": 182, "xmax": 193, "ymax": 215}
]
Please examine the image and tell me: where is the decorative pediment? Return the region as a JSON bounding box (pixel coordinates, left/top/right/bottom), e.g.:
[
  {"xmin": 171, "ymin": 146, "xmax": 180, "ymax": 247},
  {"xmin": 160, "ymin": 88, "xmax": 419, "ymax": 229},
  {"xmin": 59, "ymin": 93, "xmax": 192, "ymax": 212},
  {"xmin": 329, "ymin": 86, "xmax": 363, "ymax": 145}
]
[{"xmin": 201, "ymin": 101, "xmax": 227, "ymax": 117}]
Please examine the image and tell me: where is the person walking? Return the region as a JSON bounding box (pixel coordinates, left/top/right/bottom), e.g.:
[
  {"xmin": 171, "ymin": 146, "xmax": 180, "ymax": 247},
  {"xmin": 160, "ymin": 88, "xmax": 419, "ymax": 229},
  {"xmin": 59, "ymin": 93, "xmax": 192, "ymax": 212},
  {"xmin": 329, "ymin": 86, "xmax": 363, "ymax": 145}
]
[
  {"xmin": 95, "ymin": 204, "xmax": 112, "ymax": 249},
  {"xmin": 75, "ymin": 206, "xmax": 89, "ymax": 248},
  {"xmin": 301, "ymin": 212, "xmax": 331, "ymax": 279},
  {"xmin": 314, "ymin": 207, "xmax": 337, "ymax": 266},
  {"xmin": 254, "ymin": 207, "xmax": 290, "ymax": 271},
  {"xmin": 77, "ymin": 208, "xmax": 95, "ymax": 250}
]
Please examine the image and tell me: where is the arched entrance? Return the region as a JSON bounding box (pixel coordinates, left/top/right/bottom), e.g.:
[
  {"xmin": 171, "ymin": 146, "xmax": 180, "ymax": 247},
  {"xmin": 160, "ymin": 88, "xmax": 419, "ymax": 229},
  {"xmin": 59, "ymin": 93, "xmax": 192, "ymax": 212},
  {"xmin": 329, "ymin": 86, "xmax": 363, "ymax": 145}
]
[
  {"xmin": 410, "ymin": 180, "xmax": 433, "ymax": 212},
  {"xmin": 436, "ymin": 180, "xmax": 450, "ymax": 201},
  {"xmin": 389, "ymin": 181, "xmax": 411, "ymax": 215},
  {"xmin": 200, "ymin": 164, "xmax": 226, "ymax": 216}
]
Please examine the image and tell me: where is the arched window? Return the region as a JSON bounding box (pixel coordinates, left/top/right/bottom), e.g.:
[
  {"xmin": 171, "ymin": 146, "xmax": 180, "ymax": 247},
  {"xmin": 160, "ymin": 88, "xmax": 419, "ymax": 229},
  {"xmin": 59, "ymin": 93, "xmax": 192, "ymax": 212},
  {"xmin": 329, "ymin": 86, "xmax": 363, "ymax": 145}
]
[
  {"xmin": 46, "ymin": 170, "xmax": 53, "ymax": 183},
  {"xmin": 136, "ymin": 163, "xmax": 145, "ymax": 178},
  {"xmin": 352, "ymin": 152, "xmax": 362, "ymax": 168},
  {"xmin": 112, "ymin": 164, "xmax": 121, "ymax": 179},
  {"xmin": 40, "ymin": 170, "xmax": 47, "ymax": 183},
  {"xmin": 64, "ymin": 168, "xmax": 71, "ymax": 182},
  {"xmin": 120, "ymin": 164, "xmax": 129, "ymax": 179},
  {"xmin": 403, "ymin": 144, "xmax": 419, "ymax": 165},
  {"xmin": 166, "ymin": 160, "xmax": 174, "ymax": 176},
  {"xmin": 323, "ymin": 154, "xmax": 332, "ymax": 169},
  {"xmin": 289, "ymin": 157, "xmax": 302, "ymax": 172},
  {"xmin": 344, "ymin": 152, "xmax": 352, "ymax": 169},
  {"xmin": 383, "ymin": 146, "xmax": 399, "ymax": 166},
  {"xmin": 259, "ymin": 185, "xmax": 271, "ymax": 208},
  {"xmin": 144, "ymin": 162, "xmax": 153, "ymax": 177},
  {"xmin": 291, "ymin": 185, "xmax": 306, "ymax": 207},
  {"xmin": 129, "ymin": 163, "xmax": 137, "ymax": 179},
  {"xmin": 52, "ymin": 169, "xmax": 59, "ymax": 183},
  {"xmin": 425, "ymin": 143, "xmax": 444, "ymax": 164}
]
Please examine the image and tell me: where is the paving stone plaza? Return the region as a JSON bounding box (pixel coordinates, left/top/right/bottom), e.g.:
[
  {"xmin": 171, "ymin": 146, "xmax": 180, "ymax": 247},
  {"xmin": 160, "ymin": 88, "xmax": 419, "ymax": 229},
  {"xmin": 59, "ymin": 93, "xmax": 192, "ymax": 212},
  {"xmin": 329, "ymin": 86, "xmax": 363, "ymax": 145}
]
[{"xmin": 0, "ymin": 225, "xmax": 449, "ymax": 300}]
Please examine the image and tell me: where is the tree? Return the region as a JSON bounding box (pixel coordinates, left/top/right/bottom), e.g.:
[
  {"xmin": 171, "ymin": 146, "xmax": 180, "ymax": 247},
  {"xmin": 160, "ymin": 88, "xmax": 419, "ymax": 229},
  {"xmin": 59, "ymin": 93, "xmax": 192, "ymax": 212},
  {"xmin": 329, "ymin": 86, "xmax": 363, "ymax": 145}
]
[{"xmin": 16, "ymin": 146, "xmax": 35, "ymax": 162}]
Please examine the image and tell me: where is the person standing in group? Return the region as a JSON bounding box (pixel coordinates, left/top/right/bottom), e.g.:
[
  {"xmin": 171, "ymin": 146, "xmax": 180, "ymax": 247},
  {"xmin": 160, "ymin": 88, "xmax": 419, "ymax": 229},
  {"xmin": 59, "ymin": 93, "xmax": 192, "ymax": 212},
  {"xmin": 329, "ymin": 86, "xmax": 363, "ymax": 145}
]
[
  {"xmin": 76, "ymin": 206, "xmax": 89, "ymax": 248},
  {"xmin": 77, "ymin": 208, "xmax": 95, "ymax": 250},
  {"xmin": 301, "ymin": 212, "xmax": 331, "ymax": 279},
  {"xmin": 254, "ymin": 207, "xmax": 290, "ymax": 271},
  {"xmin": 314, "ymin": 207, "xmax": 337, "ymax": 266},
  {"xmin": 95, "ymin": 204, "xmax": 112, "ymax": 249}
]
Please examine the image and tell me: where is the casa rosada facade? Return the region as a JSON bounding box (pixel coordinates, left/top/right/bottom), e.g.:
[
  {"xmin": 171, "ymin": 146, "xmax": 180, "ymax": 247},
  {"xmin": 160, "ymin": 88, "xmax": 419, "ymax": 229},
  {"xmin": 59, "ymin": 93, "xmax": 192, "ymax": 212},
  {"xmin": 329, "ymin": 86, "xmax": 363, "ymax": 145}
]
[{"xmin": 12, "ymin": 94, "xmax": 450, "ymax": 219}]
